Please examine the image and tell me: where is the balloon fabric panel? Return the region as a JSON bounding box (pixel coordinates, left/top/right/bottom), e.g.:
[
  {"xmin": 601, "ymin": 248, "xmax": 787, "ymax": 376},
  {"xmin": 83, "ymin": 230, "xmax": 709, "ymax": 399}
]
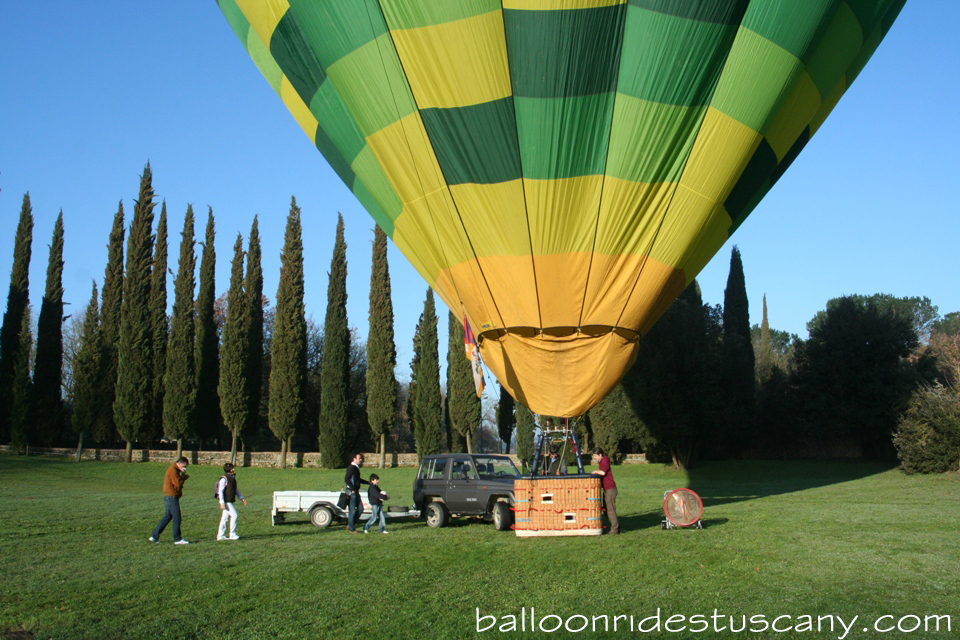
[{"xmin": 217, "ymin": 0, "xmax": 907, "ymax": 416}]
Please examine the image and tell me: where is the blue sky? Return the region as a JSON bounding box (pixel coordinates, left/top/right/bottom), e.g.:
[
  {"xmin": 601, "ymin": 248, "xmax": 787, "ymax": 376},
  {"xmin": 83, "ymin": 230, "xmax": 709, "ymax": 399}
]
[{"xmin": 2, "ymin": 1, "xmax": 958, "ymax": 387}]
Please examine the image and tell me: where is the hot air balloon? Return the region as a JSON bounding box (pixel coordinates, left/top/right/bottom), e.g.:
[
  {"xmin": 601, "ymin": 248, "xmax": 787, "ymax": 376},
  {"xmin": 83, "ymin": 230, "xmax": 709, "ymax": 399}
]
[{"xmin": 218, "ymin": 0, "xmax": 905, "ymax": 417}]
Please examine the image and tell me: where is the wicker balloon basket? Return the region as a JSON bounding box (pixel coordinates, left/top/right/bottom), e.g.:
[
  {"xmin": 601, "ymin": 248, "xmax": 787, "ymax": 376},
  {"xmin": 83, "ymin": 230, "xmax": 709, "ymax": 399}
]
[{"xmin": 513, "ymin": 475, "xmax": 603, "ymax": 537}]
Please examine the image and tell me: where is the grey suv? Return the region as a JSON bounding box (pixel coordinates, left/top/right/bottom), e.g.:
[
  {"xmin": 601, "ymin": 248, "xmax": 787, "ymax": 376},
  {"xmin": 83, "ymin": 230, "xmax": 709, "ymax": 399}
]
[{"xmin": 413, "ymin": 453, "xmax": 520, "ymax": 531}]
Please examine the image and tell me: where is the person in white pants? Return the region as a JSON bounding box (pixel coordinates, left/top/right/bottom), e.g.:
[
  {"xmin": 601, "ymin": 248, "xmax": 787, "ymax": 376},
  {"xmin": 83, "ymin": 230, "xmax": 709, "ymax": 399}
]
[{"xmin": 216, "ymin": 463, "xmax": 247, "ymax": 540}]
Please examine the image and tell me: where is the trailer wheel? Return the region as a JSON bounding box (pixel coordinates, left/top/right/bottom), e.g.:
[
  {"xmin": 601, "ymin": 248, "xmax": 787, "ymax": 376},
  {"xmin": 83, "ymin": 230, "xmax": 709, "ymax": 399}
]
[
  {"xmin": 424, "ymin": 502, "xmax": 448, "ymax": 528},
  {"xmin": 309, "ymin": 505, "xmax": 334, "ymax": 528},
  {"xmin": 492, "ymin": 502, "xmax": 512, "ymax": 531}
]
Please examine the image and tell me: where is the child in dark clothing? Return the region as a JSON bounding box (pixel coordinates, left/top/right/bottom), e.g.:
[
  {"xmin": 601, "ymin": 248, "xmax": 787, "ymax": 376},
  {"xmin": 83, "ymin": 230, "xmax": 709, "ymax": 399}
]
[{"xmin": 363, "ymin": 474, "xmax": 390, "ymax": 534}]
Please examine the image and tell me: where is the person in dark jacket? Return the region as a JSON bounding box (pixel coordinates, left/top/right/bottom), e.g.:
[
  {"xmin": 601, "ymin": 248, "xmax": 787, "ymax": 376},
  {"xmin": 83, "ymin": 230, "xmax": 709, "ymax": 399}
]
[
  {"xmin": 363, "ymin": 474, "xmax": 390, "ymax": 534},
  {"xmin": 150, "ymin": 456, "xmax": 190, "ymax": 544},
  {"xmin": 546, "ymin": 445, "xmax": 568, "ymax": 476},
  {"xmin": 344, "ymin": 452, "xmax": 369, "ymax": 533},
  {"xmin": 216, "ymin": 463, "xmax": 247, "ymax": 541}
]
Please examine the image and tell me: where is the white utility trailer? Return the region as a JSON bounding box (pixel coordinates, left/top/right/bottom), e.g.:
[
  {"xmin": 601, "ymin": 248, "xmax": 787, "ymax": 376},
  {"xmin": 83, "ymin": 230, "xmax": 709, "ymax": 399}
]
[{"xmin": 271, "ymin": 490, "xmax": 420, "ymax": 528}]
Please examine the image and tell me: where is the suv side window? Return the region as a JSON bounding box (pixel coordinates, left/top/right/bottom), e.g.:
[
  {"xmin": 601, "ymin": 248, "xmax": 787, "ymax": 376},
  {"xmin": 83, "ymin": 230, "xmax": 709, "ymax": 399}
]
[
  {"xmin": 430, "ymin": 457, "xmax": 447, "ymax": 480},
  {"xmin": 451, "ymin": 457, "xmax": 476, "ymax": 480}
]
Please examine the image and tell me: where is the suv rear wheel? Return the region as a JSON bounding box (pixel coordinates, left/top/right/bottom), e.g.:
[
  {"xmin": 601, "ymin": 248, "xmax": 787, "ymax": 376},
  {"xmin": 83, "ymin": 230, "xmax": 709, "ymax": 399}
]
[
  {"xmin": 424, "ymin": 501, "xmax": 449, "ymax": 528},
  {"xmin": 492, "ymin": 502, "xmax": 512, "ymax": 531}
]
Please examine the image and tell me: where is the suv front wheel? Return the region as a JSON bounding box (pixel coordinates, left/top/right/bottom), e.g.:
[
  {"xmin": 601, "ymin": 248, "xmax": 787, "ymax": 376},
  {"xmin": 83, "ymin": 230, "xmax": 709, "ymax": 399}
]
[
  {"xmin": 492, "ymin": 502, "xmax": 512, "ymax": 531},
  {"xmin": 424, "ymin": 501, "xmax": 449, "ymax": 528}
]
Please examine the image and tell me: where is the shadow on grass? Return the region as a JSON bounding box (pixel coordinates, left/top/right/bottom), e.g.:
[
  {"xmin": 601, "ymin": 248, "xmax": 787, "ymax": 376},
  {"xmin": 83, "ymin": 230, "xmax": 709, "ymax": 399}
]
[
  {"xmin": 683, "ymin": 459, "xmax": 897, "ymax": 511},
  {"xmin": 613, "ymin": 459, "xmax": 895, "ymax": 532}
]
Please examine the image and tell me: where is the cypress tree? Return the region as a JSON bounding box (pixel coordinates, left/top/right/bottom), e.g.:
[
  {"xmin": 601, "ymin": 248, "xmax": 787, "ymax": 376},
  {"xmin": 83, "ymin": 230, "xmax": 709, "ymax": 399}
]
[
  {"xmin": 34, "ymin": 212, "xmax": 65, "ymax": 445},
  {"xmin": 0, "ymin": 193, "xmax": 33, "ymax": 443},
  {"xmin": 244, "ymin": 217, "xmax": 264, "ymax": 445},
  {"xmin": 515, "ymin": 403, "xmax": 536, "ymax": 469},
  {"xmin": 408, "ymin": 318, "xmax": 421, "ymax": 452},
  {"xmin": 269, "ymin": 198, "xmax": 306, "ymax": 468},
  {"xmin": 195, "ymin": 208, "xmax": 221, "ymax": 445},
  {"xmin": 164, "ymin": 206, "xmax": 197, "ymax": 458},
  {"xmin": 413, "ymin": 289, "xmax": 442, "ymax": 459},
  {"xmin": 720, "ymin": 246, "xmax": 755, "ymax": 454},
  {"xmin": 72, "ymin": 283, "xmax": 101, "ymax": 460},
  {"xmin": 114, "ymin": 164, "xmax": 156, "ymax": 462},
  {"xmin": 497, "ymin": 383, "xmax": 515, "ymax": 454},
  {"xmin": 366, "ymin": 225, "xmax": 396, "ymax": 468},
  {"xmin": 142, "ymin": 200, "xmax": 169, "ymax": 443},
  {"xmin": 96, "ymin": 202, "xmax": 124, "ymax": 444},
  {"xmin": 319, "ymin": 214, "xmax": 350, "ymax": 468},
  {"xmin": 147, "ymin": 202, "xmax": 168, "ymax": 446},
  {"xmin": 446, "ymin": 311, "xmax": 480, "ymax": 452},
  {"xmin": 756, "ymin": 294, "xmax": 774, "ymax": 383},
  {"xmin": 10, "ymin": 309, "xmax": 33, "ymax": 453},
  {"xmin": 219, "ymin": 233, "xmax": 250, "ymax": 465}
]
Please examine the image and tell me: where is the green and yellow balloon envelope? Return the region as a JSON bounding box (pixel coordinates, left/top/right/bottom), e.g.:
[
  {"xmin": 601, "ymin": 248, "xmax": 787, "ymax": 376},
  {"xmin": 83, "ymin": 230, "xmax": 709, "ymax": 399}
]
[{"xmin": 218, "ymin": 0, "xmax": 905, "ymax": 417}]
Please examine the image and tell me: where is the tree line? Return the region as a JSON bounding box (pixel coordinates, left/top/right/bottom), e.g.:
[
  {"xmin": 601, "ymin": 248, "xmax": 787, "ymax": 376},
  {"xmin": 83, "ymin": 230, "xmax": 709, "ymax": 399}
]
[{"xmin": 3, "ymin": 166, "xmax": 959, "ymax": 472}]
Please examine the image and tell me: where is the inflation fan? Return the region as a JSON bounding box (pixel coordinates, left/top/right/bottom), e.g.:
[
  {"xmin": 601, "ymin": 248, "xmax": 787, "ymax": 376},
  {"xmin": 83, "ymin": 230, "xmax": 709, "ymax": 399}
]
[{"xmin": 661, "ymin": 488, "xmax": 703, "ymax": 530}]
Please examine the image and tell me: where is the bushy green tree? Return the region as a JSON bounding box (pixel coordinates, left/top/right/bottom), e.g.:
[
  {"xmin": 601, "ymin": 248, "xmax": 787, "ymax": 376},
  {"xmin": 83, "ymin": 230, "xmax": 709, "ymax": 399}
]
[
  {"xmin": 195, "ymin": 208, "xmax": 221, "ymax": 444},
  {"xmin": 34, "ymin": 212, "xmax": 65, "ymax": 445},
  {"xmin": 115, "ymin": 165, "xmax": 157, "ymax": 461},
  {"xmin": 220, "ymin": 234, "xmax": 250, "ymax": 464},
  {"xmin": 269, "ymin": 198, "xmax": 306, "ymax": 468},
  {"xmin": 588, "ymin": 380, "xmax": 652, "ymax": 458},
  {"xmin": 319, "ymin": 214, "xmax": 349, "ymax": 468},
  {"xmin": 147, "ymin": 202, "xmax": 168, "ymax": 445},
  {"xmin": 164, "ymin": 206, "xmax": 197, "ymax": 457},
  {"xmin": 0, "ymin": 193, "xmax": 33, "ymax": 443},
  {"xmin": 366, "ymin": 226, "xmax": 396, "ymax": 467},
  {"xmin": 808, "ymin": 294, "xmax": 939, "ymax": 345},
  {"xmin": 71, "ymin": 283, "xmax": 101, "ymax": 459},
  {"xmin": 893, "ymin": 385, "xmax": 960, "ymax": 473},
  {"xmin": 96, "ymin": 203, "xmax": 124, "ymax": 444},
  {"xmin": 631, "ymin": 281, "xmax": 720, "ymax": 470},
  {"xmin": 412, "ymin": 290, "xmax": 442, "ymax": 459},
  {"xmin": 447, "ymin": 311, "xmax": 481, "ymax": 452},
  {"xmin": 791, "ymin": 295, "xmax": 929, "ymax": 458}
]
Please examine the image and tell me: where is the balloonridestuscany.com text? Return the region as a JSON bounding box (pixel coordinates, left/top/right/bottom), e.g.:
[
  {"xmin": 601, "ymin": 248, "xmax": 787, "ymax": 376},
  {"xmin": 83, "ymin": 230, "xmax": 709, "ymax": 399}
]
[{"xmin": 475, "ymin": 607, "xmax": 952, "ymax": 639}]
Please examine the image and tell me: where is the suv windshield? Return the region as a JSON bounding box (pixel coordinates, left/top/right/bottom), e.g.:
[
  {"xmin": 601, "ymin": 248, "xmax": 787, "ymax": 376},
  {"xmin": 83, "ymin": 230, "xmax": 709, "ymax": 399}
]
[{"xmin": 474, "ymin": 456, "xmax": 521, "ymax": 479}]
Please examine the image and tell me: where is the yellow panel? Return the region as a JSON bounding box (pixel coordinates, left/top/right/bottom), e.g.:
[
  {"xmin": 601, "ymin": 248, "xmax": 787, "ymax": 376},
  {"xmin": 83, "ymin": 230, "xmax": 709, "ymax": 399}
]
[
  {"xmin": 391, "ymin": 11, "xmax": 511, "ymax": 109},
  {"xmin": 448, "ymin": 180, "xmax": 530, "ymax": 257},
  {"xmin": 394, "ymin": 187, "xmax": 472, "ymax": 277},
  {"xmin": 503, "ymin": 0, "xmax": 625, "ymax": 9},
  {"xmin": 648, "ymin": 185, "xmax": 731, "ymax": 279},
  {"xmin": 765, "ymin": 70, "xmax": 821, "ymax": 161},
  {"xmin": 442, "ymin": 254, "xmax": 540, "ymax": 330},
  {"xmin": 679, "ymin": 107, "xmax": 763, "ymax": 205},
  {"xmin": 809, "ymin": 77, "xmax": 846, "ymax": 137},
  {"xmin": 531, "ymin": 253, "xmax": 591, "ymax": 328},
  {"xmin": 479, "ymin": 330, "xmax": 638, "ymax": 418},
  {"xmin": 525, "ymin": 176, "xmax": 602, "ymax": 255},
  {"xmin": 279, "ymin": 76, "xmax": 319, "ymax": 139},
  {"xmin": 581, "ymin": 252, "xmax": 684, "ymax": 333},
  {"xmin": 366, "ymin": 113, "xmax": 447, "ymax": 206},
  {"xmin": 594, "ymin": 176, "xmax": 675, "ymax": 257},
  {"xmin": 234, "ymin": 0, "xmax": 288, "ymax": 50}
]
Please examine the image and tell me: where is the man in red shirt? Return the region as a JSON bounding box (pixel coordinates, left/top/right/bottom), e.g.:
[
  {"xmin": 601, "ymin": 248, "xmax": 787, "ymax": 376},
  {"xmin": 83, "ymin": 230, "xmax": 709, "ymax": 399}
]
[{"xmin": 591, "ymin": 448, "xmax": 620, "ymax": 535}]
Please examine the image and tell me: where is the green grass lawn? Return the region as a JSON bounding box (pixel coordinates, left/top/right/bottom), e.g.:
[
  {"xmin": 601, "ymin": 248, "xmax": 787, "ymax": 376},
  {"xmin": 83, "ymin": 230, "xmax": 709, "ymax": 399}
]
[{"xmin": 1, "ymin": 455, "xmax": 958, "ymax": 639}]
